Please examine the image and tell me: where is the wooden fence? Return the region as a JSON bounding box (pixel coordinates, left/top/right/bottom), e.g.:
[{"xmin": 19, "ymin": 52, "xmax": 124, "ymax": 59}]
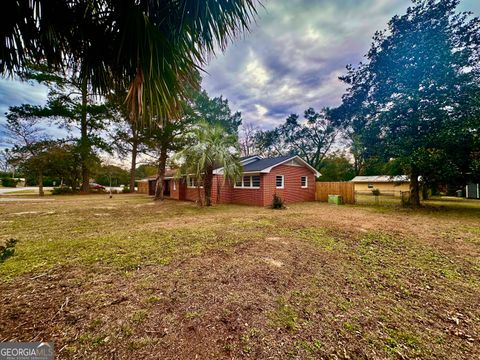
[{"xmin": 315, "ymin": 182, "xmax": 355, "ymax": 204}]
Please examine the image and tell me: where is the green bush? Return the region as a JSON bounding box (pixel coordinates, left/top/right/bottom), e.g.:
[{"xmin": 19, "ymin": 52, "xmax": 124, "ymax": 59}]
[
  {"xmin": 52, "ymin": 187, "xmax": 74, "ymax": 195},
  {"xmin": 122, "ymin": 186, "xmax": 131, "ymax": 193},
  {"xmin": 1, "ymin": 178, "xmax": 18, "ymax": 187},
  {"xmin": 272, "ymin": 193, "xmax": 286, "ymax": 209},
  {"xmin": 371, "ymin": 188, "xmax": 381, "ymax": 196},
  {"xmin": 0, "ymin": 238, "xmax": 17, "ymax": 263}
]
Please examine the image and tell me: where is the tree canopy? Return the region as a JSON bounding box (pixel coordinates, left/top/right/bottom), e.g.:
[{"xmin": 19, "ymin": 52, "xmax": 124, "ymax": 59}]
[
  {"xmin": 334, "ymin": 0, "xmax": 480, "ymax": 206},
  {"xmin": 255, "ymin": 108, "xmax": 340, "ymax": 171}
]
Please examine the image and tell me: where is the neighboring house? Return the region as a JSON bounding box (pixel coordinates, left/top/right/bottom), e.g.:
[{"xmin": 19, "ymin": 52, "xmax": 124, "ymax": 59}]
[
  {"xmin": 137, "ymin": 169, "xmax": 176, "ymax": 196},
  {"xmin": 351, "ymin": 175, "xmax": 410, "ymax": 196},
  {"xmin": 138, "ymin": 155, "xmax": 320, "ymax": 206}
]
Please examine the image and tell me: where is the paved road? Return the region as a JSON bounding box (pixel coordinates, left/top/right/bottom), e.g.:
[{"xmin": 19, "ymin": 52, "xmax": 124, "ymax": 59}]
[{"xmin": 0, "ymin": 186, "xmax": 54, "ymax": 194}]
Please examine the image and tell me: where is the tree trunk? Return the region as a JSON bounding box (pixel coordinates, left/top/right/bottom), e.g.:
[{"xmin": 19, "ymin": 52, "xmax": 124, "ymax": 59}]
[
  {"xmin": 204, "ymin": 168, "xmax": 214, "ymax": 207},
  {"xmin": 129, "ymin": 125, "xmax": 138, "ymax": 193},
  {"xmin": 422, "ymin": 184, "xmax": 430, "ymax": 200},
  {"xmin": 154, "ymin": 142, "xmax": 168, "ymax": 201},
  {"xmin": 80, "ymin": 78, "xmax": 90, "ymax": 192},
  {"xmin": 410, "ymin": 169, "xmax": 421, "ymax": 208},
  {"xmin": 38, "ymin": 171, "xmax": 44, "ymax": 197}
]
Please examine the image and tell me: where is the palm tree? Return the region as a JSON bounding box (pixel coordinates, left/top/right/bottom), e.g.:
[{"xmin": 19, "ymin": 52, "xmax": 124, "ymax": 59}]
[
  {"xmin": 1, "ymin": 0, "xmax": 258, "ymax": 121},
  {"xmin": 175, "ymin": 121, "xmax": 241, "ymax": 206}
]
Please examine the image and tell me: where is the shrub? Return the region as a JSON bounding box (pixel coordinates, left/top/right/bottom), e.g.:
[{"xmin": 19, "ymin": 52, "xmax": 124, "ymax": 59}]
[
  {"xmin": 371, "ymin": 188, "xmax": 381, "ymax": 196},
  {"xmin": 52, "ymin": 186, "xmax": 74, "ymax": 195},
  {"xmin": 0, "ymin": 238, "xmax": 18, "ymax": 263},
  {"xmin": 122, "ymin": 186, "xmax": 131, "ymax": 193},
  {"xmin": 1, "ymin": 178, "xmax": 18, "ymax": 187},
  {"xmin": 271, "ymin": 193, "xmax": 286, "ymax": 209}
]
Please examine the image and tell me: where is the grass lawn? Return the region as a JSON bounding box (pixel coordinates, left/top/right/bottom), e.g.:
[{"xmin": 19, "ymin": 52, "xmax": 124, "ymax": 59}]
[{"xmin": 0, "ymin": 194, "xmax": 479, "ymax": 359}]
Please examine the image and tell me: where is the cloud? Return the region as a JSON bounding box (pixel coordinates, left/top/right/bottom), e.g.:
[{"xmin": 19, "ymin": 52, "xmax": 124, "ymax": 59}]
[
  {"xmin": 0, "ymin": 78, "xmax": 50, "ymax": 147},
  {"xmin": 202, "ymin": 0, "xmax": 480, "ymax": 129},
  {"xmin": 0, "ymin": 78, "xmax": 48, "ymax": 114},
  {"xmin": 0, "ymin": 0, "xmax": 479, "ymax": 138}
]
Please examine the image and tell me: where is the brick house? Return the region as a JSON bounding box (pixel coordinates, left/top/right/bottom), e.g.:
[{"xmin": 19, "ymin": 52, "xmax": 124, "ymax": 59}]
[{"xmin": 137, "ymin": 155, "xmax": 320, "ymax": 206}]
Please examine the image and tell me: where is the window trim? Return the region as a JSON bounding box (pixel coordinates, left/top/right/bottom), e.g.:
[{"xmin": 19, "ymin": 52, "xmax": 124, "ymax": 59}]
[
  {"xmin": 276, "ymin": 175, "xmax": 284, "ymax": 189},
  {"xmin": 186, "ymin": 177, "xmax": 203, "ymax": 188},
  {"xmin": 301, "ymin": 176, "xmax": 308, "ymax": 188},
  {"xmin": 173, "ymin": 181, "xmax": 176, "ymax": 191},
  {"xmin": 234, "ymin": 175, "xmax": 261, "ymax": 189}
]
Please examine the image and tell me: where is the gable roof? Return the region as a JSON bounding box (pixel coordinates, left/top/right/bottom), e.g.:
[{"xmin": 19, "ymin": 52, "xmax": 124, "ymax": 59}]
[
  {"xmin": 350, "ymin": 175, "xmax": 409, "ymax": 183},
  {"xmin": 214, "ymin": 155, "xmax": 321, "ymax": 177},
  {"xmin": 242, "ymin": 156, "xmax": 293, "ymax": 172}
]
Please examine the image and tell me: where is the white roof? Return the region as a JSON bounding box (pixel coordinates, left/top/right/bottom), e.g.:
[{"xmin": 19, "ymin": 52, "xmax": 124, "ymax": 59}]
[{"xmin": 350, "ymin": 175, "xmax": 410, "ymax": 183}]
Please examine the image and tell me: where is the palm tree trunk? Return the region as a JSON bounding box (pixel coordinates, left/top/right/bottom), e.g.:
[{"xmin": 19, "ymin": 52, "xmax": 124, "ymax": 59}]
[
  {"xmin": 154, "ymin": 142, "xmax": 168, "ymax": 201},
  {"xmin": 204, "ymin": 168, "xmax": 214, "ymax": 206},
  {"xmin": 80, "ymin": 77, "xmax": 90, "ymax": 192}
]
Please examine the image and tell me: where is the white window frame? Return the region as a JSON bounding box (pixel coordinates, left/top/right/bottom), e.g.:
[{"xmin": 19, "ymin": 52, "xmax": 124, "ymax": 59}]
[
  {"xmin": 173, "ymin": 181, "xmax": 176, "ymax": 191},
  {"xmin": 301, "ymin": 176, "xmax": 308, "ymax": 188},
  {"xmin": 234, "ymin": 175, "xmax": 261, "ymax": 189},
  {"xmin": 186, "ymin": 177, "xmax": 203, "ymax": 188},
  {"xmin": 276, "ymin": 175, "xmax": 284, "ymax": 189}
]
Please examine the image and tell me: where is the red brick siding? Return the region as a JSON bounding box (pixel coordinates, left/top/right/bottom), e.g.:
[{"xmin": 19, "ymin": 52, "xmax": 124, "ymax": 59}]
[
  {"xmin": 262, "ymin": 164, "xmax": 316, "ymax": 206},
  {"xmin": 229, "ymin": 174, "xmax": 264, "ymax": 206},
  {"xmin": 212, "ymin": 176, "xmax": 233, "ymax": 204},
  {"xmin": 168, "ymin": 179, "xmax": 180, "ymax": 200},
  {"xmin": 184, "ymin": 186, "xmax": 204, "ymax": 203},
  {"xmin": 171, "ymin": 163, "xmax": 316, "ymax": 206}
]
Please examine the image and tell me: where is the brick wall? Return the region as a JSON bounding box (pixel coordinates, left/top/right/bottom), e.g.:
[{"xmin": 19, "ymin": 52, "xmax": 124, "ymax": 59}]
[
  {"xmin": 229, "ymin": 176, "xmax": 263, "ymax": 206},
  {"xmin": 262, "ymin": 164, "xmax": 316, "ymax": 206},
  {"xmin": 170, "ymin": 163, "xmax": 316, "ymax": 206},
  {"xmin": 166, "ymin": 179, "xmax": 181, "ymax": 200},
  {"xmin": 212, "ymin": 176, "xmax": 233, "ymax": 204}
]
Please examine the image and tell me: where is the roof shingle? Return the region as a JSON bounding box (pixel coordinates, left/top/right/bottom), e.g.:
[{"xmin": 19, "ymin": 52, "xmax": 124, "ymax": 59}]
[{"xmin": 241, "ymin": 156, "xmax": 293, "ymax": 172}]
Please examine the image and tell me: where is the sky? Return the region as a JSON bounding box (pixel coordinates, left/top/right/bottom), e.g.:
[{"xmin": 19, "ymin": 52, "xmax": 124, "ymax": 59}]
[{"xmin": 1, "ymin": 0, "xmax": 479, "ymax": 142}]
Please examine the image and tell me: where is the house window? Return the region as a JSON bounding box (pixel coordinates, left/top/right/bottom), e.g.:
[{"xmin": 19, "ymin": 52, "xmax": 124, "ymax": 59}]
[
  {"xmin": 301, "ymin": 176, "xmax": 308, "ymax": 188},
  {"xmin": 187, "ymin": 177, "xmax": 202, "ymax": 188},
  {"xmin": 368, "ymin": 184, "xmax": 373, "ymax": 189},
  {"xmin": 234, "ymin": 175, "xmax": 261, "ymax": 188},
  {"xmin": 276, "ymin": 175, "xmax": 284, "ymax": 189}
]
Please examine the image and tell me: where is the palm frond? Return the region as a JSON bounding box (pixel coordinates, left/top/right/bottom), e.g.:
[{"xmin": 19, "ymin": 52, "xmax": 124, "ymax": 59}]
[{"xmin": 1, "ymin": 0, "xmax": 259, "ymax": 124}]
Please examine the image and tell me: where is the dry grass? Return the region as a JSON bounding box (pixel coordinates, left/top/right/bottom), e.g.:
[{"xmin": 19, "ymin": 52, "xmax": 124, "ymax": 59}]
[{"xmin": 0, "ymin": 194, "xmax": 479, "ymax": 359}]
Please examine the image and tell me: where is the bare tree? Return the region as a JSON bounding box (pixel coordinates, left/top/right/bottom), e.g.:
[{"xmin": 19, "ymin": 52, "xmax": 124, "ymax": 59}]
[
  {"xmin": 2, "ymin": 109, "xmax": 49, "ymax": 195},
  {"xmin": 239, "ymin": 122, "xmax": 259, "ymax": 156}
]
